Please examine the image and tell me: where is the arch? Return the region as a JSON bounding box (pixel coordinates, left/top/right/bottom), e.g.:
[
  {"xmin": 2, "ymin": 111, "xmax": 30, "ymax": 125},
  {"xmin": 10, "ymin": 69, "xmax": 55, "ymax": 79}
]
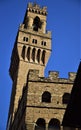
[
  {"xmin": 32, "ymin": 48, "xmax": 36, "ymax": 62},
  {"xmin": 42, "ymin": 91, "xmax": 51, "ymax": 103},
  {"xmin": 21, "ymin": 46, "xmax": 26, "ymax": 60},
  {"xmin": 33, "ymin": 16, "xmax": 42, "ymax": 31},
  {"xmin": 27, "ymin": 47, "xmax": 31, "ymax": 61},
  {"xmin": 62, "ymin": 93, "xmax": 70, "ymax": 104},
  {"xmin": 35, "ymin": 118, "xmax": 46, "ymax": 130},
  {"xmin": 48, "ymin": 118, "xmax": 60, "ymax": 130},
  {"xmin": 37, "ymin": 49, "xmax": 41, "ymax": 63},
  {"xmin": 42, "ymin": 50, "xmax": 46, "ymax": 64}
]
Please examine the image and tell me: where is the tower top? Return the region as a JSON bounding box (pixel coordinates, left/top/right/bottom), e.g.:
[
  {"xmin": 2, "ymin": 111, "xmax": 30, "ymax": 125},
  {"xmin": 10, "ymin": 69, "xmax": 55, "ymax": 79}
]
[
  {"xmin": 27, "ymin": 2, "xmax": 47, "ymax": 15},
  {"xmin": 23, "ymin": 2, "xmax": 49, "ymax": 33}
]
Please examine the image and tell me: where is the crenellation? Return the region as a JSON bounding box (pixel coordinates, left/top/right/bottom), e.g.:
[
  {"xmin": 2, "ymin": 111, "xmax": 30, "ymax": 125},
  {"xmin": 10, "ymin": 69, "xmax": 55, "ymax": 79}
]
[
  {"xmin": 28, "ymin": 3, "xmax": 47, "ymax": 15},
  {"xmin": 28, "ymin": 70, "xmax": 39, "ymax": 80},
  {"xmin": 49, "ymin": 71, "xmax": 59, "ymax": 79},
  {"xmin": 68, "ymin": 72, "xmax": 76, "ymax": 81},
  {"xmin": 28, "ymin": 3, "xmax": 40, "ymax": 9},
  {"xmin": 28, "ymin": 69, "xmax": 76, "ymax": 83}
]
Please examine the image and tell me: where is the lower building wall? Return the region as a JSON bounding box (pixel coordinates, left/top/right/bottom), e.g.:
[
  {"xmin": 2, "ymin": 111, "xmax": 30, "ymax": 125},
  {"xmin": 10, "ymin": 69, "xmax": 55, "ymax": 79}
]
[
  {"xmin": 26, "ymin": 123, "xmax": 34, "ymax": 130},
  {"xmin": 25, "ymin": 107, "xmax": 65, "ymax": 130}
]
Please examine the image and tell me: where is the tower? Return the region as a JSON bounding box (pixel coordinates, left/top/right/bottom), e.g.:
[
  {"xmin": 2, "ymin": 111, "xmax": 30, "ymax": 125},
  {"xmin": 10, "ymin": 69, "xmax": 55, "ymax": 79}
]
[
  {"xmin": 7, "ymin": 2, "xmax": 76, "ymax": 130},
  {"xmin": 7, "ymin": 2, "xmax": 51, "ymax": 130}
]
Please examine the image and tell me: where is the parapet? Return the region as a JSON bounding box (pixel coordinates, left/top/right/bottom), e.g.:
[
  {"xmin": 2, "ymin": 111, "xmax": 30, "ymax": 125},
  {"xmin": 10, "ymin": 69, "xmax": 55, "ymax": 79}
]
[
  {"xmin": 68, "ymin": 72, "xmax": 76, "ymax": 81},
  {"xmin": 28, "ymin": 70, "xmax": 39, "ymax": 80},
  {"xmin": 28, "ymin": 2, "xmax": 47, "ymax": 15},
  {"xmin": 49, "ymin": 71, "xmax": 59, "ymax": 80},
  {"xmin": 28, "ymin": 69, "xmax": 76, "ymax": 83}
]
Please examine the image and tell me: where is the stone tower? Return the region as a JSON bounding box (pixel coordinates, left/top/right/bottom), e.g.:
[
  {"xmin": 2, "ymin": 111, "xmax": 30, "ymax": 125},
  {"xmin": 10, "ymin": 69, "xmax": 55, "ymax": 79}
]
[
  {"xmin": 7, "ymin": 2, "xmax": 76, "ymax": 130},
  {"xmin": 7, "ymin": 2, "xmax": 51, "ymax": 130}
]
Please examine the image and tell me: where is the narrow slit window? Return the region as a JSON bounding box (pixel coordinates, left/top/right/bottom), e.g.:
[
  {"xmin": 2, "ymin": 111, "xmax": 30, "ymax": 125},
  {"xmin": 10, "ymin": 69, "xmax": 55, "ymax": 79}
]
[
  {"xmin": 21, "ymin": 46, "xmax": 26, "ymax": 60},
  {"xmin": 27, "ymin": 47, "xmax": 31, "ymax": 61},
  {"xmin": 42, "ymin": 50, "xmax": 46, "ymax": 64},
  {"xmin": 26, "ymin": 37, "xmax": 28, "ymax": 42},
  {"xmin": 23, "ymin": 37, "xmax": 25, "ymax": 41},
  {"xmin": 44, "ymin": 42, "xmax": 46, "ymax": 46},
  {"xmin": 37, "ymin": 49, "xmax": 41, "ymax": 63},
  {"xmin": 32, "ymin": 48, "xmax": 36, "ymax": 62}
]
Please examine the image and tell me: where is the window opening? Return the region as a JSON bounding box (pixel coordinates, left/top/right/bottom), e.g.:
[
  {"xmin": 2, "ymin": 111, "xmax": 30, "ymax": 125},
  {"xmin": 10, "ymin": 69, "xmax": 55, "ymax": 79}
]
[
  {"xmin": 33, "ymin": 16, "xmax": 42, "ymax": 31},
  {"xmin": 37, "ymin": 49, "xmax": 41, "ymax": 63},
  {"xmin": 21, "ymin": 46, "xmax": 26, "ymax": 60},
  {"xmin": 42, "ymin": 91, "xmax": 51, "ymax": 103},
  {"xmin": 23, "ymin": 37, "xmax": 28, "ymax": 42},
  {"xmin": 42, "ymin": 50, "xmax": 46, "ymax": 64},
  {"xmin": 41, "ymin": 41, "xmax": 46, "ymax": 46},
  {"xmin": 27, "ymin": 47, "xmax": 31, "ymax": 61},
  {"xmin": 48, "ymin": 118, "xmax": 60, "ymax": 130},
  {"xmin": 44, "ymin": 42, "xmax": 46, "ymax": 46},
  {"xmin": 35, "ymin": 118, "xmax": 46, "ymax": 130},
  {"xmin": 32, "ymin": 48, "xmax": 36, "ymax": 62},
  {"xmin": 23, "ymin": 37, "xmax": 25, "ymax": 41},
  {"xmin": 26, "ymin": 37, "xmax": 28, "ymax": 42},
  {"xmin": 62, "ymin": 93, "xmax": 70, "ymax": 104},
  {"xmin": 32, "ymin": 39, "xmax": 37, "ymax": 44}
]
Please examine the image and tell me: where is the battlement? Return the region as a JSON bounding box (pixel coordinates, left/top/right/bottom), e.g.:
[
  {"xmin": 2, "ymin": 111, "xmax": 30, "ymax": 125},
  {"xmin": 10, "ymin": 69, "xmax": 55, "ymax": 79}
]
[
  {"xmin": 28, "ymin": 69, "xmax": 76, "ymax": 83},
  {"xmin": 28, "ymin": 2, "xmax": 47, "ymax": 15}
]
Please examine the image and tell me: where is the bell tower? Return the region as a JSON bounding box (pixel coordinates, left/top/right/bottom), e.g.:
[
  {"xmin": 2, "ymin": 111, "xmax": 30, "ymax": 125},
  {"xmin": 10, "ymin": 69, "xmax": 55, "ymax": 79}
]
[{"xmin": 7, "ymin": 2, "xmax": 51, "ymax": 129}]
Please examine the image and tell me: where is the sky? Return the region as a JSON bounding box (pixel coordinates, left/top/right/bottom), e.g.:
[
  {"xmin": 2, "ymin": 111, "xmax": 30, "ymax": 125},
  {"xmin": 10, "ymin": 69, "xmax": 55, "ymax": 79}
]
[{"xmin": 0, "ymin": 0, "xmax": 80, "ymax": 130}]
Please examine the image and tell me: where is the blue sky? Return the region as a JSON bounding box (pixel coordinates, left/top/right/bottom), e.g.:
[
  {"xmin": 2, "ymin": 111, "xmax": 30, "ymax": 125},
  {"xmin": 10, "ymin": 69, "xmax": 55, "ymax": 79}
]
[{"xmin": 0, "ymin": 0, "xmax": 80, "ymax": 129}]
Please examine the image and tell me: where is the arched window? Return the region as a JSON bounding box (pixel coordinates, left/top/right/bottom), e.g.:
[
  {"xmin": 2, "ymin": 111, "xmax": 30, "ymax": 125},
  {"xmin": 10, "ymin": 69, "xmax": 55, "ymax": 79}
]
[
  {"xmin": 62, "ymin": 93, "xmax": 70, "ymax": 104},
  {"xmin": 35, "ymin": 118, "xmax": 46, "ymax": 130},
  {"xmin": 27, "ymin": 47, "xmax": 31, "ymax": 61},
  {"xmin": 42, "ymin": 50, "xmax": 46, "ymax": 64},
  {"xmin": 33, "ymin": 16, "xmax": 42, "ymax": 31},
  {"xmin": 32, "ymin": 48, "xmax": 36, "ymax": 62},
  {"xmin": 48, "ymin": 118, "xmax": 60, "ymax": 130},
  {"xmin": 21, "ymin": 46, "xmax": 26, "ymax": 60},
  {"xmin": 42, "ymin": 91, "xmax": 51, "ymax": 103},
  {"xmin": 37, "ymin": 49, "xmax": 41, "ymax": 63}
]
